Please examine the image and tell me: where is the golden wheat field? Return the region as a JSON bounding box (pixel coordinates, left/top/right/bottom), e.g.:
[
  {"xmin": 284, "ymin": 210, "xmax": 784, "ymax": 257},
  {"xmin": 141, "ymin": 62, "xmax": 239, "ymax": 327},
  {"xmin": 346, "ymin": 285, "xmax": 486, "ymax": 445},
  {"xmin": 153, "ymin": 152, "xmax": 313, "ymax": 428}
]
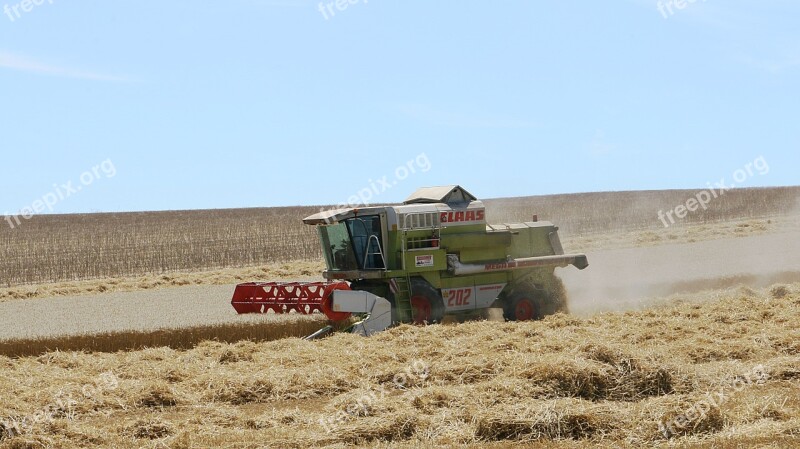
[
  {"xmin": 0, "ymin": 284, "xmax": 798, "ymax": 448},
  {"xmin": 1, "ymin": 187, "xmax": 799, "ymax": 448}
]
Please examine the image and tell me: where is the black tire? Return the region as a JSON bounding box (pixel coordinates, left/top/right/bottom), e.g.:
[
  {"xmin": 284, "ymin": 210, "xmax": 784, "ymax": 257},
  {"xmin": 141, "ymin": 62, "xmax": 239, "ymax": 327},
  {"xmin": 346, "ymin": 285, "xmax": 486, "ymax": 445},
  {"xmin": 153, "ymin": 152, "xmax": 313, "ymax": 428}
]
[
  {"xmin": 502, "ymin": 280, "xmax": 567, "ymax": 321},
  {"xmin": 409, "ymin": 278, "xmax": 445, "ymax": 324},
  {"xmin": 503, "ymin": 291, "xmax": 542, "ymax": 321}
]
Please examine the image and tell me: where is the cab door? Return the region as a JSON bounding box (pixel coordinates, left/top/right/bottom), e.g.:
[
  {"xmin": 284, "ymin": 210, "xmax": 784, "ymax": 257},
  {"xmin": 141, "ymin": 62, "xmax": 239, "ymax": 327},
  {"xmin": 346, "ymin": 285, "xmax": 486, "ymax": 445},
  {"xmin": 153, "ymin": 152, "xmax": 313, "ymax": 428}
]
[{"xmin": 345, "ymin": 215, "xmax": 386, "ymax": 270}]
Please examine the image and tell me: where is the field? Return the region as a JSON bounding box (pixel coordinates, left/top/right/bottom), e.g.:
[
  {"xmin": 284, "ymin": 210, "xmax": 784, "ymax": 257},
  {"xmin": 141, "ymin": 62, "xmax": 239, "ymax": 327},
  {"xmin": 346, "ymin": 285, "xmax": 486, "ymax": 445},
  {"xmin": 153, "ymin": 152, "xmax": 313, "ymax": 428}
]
[
  {"xmin": 1, "ymin": 187, "xmax": 799, "ymax": 448},
  {"xmin": 1, "ymin": 285, "xmax": 798, "ymax": 448},
  {"xmin": 2, "ymin": 187, "xmax": 798, "ymax": 286}
]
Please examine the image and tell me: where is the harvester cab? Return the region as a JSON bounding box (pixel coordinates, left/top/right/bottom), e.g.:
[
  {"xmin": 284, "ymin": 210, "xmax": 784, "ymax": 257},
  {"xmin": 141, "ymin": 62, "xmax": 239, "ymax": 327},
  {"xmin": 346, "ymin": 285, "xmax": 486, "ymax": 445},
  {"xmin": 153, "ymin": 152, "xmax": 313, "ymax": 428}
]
[{"xmin": 231, "ymin": 186, "xmax": 588, "ymax": 337}]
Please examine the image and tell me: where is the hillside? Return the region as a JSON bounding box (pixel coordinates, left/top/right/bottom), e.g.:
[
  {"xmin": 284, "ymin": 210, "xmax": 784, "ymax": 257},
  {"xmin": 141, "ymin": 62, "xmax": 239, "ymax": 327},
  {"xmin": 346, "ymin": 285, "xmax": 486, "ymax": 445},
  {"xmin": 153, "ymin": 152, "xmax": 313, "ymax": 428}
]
[{"xmin": 2, "ymin": 187, "xmax": 798, "ymax": 286}]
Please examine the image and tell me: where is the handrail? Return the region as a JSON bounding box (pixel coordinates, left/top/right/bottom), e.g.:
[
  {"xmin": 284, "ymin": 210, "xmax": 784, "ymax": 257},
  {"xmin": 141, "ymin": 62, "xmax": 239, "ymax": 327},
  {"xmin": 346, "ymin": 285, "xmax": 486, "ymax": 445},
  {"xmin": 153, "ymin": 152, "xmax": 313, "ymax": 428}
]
[{"xmin": 364, "ymin": 234, "xmax": 387, "ymax": 269}]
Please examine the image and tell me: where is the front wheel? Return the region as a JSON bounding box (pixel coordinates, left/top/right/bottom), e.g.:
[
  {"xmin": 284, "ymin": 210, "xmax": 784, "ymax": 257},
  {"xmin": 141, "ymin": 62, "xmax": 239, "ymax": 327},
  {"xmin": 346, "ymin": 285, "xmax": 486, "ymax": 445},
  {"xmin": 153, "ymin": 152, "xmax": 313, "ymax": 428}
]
[{"xmin": 409, "ymin": 278, "xmax": 445, "ymax": 324}]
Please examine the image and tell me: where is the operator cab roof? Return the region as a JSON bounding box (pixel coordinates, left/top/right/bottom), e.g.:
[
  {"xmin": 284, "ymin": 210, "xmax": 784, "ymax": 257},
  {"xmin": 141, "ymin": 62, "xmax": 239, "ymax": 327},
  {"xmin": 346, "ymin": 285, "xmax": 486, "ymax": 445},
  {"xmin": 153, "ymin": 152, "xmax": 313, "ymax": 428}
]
[
  {"xmin": 302, "ymin": 205, "xmax": 389, "ymax": 225},
  {"xmin": 403, "ymin": 185, "xmax": 477, "ymax": 205},
  {"xmin": 303, "ymin": 186, "xmax": 480, "ymax": 225}
]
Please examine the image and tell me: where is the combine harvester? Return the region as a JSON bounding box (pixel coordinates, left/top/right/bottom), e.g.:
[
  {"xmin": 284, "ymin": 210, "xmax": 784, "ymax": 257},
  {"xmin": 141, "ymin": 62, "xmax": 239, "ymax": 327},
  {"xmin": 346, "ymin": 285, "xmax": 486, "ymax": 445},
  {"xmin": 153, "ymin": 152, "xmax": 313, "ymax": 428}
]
[{"xmin": 231, "ymin": 186, "xmax": 588, "ymax": 336}]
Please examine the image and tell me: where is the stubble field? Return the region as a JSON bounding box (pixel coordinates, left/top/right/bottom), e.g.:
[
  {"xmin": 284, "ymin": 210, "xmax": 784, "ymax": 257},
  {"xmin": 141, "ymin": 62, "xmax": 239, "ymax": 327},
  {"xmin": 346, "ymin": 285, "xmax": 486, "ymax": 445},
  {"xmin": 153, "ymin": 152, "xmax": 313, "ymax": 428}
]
[{"xmin": 1, "ymin": 284, "xmax": 798, "ymax": 448}]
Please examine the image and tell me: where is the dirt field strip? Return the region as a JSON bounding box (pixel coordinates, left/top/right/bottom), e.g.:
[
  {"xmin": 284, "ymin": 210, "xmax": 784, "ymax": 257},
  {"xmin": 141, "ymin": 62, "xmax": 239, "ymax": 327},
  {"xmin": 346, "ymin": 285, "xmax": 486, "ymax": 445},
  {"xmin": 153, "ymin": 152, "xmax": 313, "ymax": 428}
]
[{"xmin": 0, "ymin": 284, "xmax": 324, "ymax": 341}]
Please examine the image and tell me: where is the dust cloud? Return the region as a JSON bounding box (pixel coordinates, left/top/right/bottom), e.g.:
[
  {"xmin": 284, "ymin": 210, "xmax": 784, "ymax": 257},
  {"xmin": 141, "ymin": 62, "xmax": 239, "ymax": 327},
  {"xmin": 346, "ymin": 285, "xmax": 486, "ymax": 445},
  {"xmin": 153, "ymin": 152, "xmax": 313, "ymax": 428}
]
[{"xmin": 558, "ymin": 230, "xmax": 800, "ymax": 316}]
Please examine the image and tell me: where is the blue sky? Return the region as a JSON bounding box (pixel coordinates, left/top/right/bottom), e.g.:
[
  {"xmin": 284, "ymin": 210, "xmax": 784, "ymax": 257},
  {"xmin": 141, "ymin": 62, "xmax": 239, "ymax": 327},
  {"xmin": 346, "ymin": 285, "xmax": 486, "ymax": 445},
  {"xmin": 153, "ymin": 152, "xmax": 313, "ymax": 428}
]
[{"xmin": 1, "ymin": 0, "xmax": 798, "ymax": 214}]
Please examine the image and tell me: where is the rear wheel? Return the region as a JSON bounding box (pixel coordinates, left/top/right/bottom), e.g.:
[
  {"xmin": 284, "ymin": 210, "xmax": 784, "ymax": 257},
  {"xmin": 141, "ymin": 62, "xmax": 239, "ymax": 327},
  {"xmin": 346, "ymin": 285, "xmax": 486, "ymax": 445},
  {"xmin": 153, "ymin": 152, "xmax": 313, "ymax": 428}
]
[
  {"xmin": 409, "ymin": 278, "xmax": 444, "ymax": 324},
  {"xmin": 503, "ymin": 278, "xmax": 567, "ymax": 321},
  {"xmin": 504, "ymin": 293, "xmax": 541, "ymax": 321}
]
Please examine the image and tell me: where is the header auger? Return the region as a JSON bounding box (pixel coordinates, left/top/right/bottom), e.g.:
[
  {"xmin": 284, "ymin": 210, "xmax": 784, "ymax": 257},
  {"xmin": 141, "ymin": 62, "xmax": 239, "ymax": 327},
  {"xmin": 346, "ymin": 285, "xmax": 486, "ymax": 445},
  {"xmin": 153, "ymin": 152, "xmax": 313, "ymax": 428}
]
[{"xmin": 231, "ymin": 185, "xmax": 588, "ymax": 336}]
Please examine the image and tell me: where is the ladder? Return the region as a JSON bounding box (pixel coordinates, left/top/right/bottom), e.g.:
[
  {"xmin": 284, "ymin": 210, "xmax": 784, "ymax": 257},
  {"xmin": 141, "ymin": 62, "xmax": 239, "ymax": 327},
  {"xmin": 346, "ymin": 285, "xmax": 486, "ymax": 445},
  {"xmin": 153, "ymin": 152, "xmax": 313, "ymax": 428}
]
[
  {"xmin": 395, "ymin": 212, "xmax": 440, "ymax": 322},
  {"xmin": 390, "ymin": 276, "xmax": 413, "ymax": 323}
]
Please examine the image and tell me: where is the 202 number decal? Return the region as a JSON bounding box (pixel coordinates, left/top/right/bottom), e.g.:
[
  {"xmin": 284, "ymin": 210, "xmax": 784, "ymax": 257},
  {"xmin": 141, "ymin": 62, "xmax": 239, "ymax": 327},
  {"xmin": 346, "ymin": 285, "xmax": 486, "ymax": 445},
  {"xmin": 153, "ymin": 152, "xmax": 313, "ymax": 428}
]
[{"xmin": 446, "ymin": 288, "xmax": 472, "ymax": 307}]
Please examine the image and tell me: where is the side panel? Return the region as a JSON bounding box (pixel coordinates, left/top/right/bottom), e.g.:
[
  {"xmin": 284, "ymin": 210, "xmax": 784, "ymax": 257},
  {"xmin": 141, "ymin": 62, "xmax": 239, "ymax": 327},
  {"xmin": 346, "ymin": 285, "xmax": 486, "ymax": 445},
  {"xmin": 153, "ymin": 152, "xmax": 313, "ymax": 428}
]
[
  {"xmin": 502, "ymin": 224, "xmax": 552, "ymax": 259},
  {"xmin": 438, "ymin": 272, "xmax": 509, "ymax": 312},
  {"xmin": 440, "ymin": 232, "xmax": 511, "ymax": 250},
  {"xmin": 441, "ymin": 282, "xmax": 507, "ymax": 311},
  {"xmin": 474, "ymin": 283, "xmax": 506, "ymax": 308},
  {"xmin": 441, "ymin": 286, "xmax": 475, "ymax": 311},
  {"xmin": 459, "ymin": 247, "xmax": 507, "ymax": 263}
]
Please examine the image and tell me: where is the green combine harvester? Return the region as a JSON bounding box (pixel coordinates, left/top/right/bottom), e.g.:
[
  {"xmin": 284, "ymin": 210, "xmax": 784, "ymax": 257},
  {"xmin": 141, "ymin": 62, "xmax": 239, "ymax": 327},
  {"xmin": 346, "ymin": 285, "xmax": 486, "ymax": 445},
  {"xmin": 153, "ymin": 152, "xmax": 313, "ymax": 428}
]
[{"xmin": 231, "ymin": 185, "xmax": 588, "ymax": 336}]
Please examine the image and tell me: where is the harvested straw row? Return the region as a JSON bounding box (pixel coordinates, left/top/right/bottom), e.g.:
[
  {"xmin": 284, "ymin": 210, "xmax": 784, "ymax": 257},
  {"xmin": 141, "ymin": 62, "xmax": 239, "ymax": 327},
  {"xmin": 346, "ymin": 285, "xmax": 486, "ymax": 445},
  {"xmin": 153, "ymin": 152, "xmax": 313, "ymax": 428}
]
[{"xmin": 0, "ymin": 318, "xmax": 327, "ymax": 358}]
